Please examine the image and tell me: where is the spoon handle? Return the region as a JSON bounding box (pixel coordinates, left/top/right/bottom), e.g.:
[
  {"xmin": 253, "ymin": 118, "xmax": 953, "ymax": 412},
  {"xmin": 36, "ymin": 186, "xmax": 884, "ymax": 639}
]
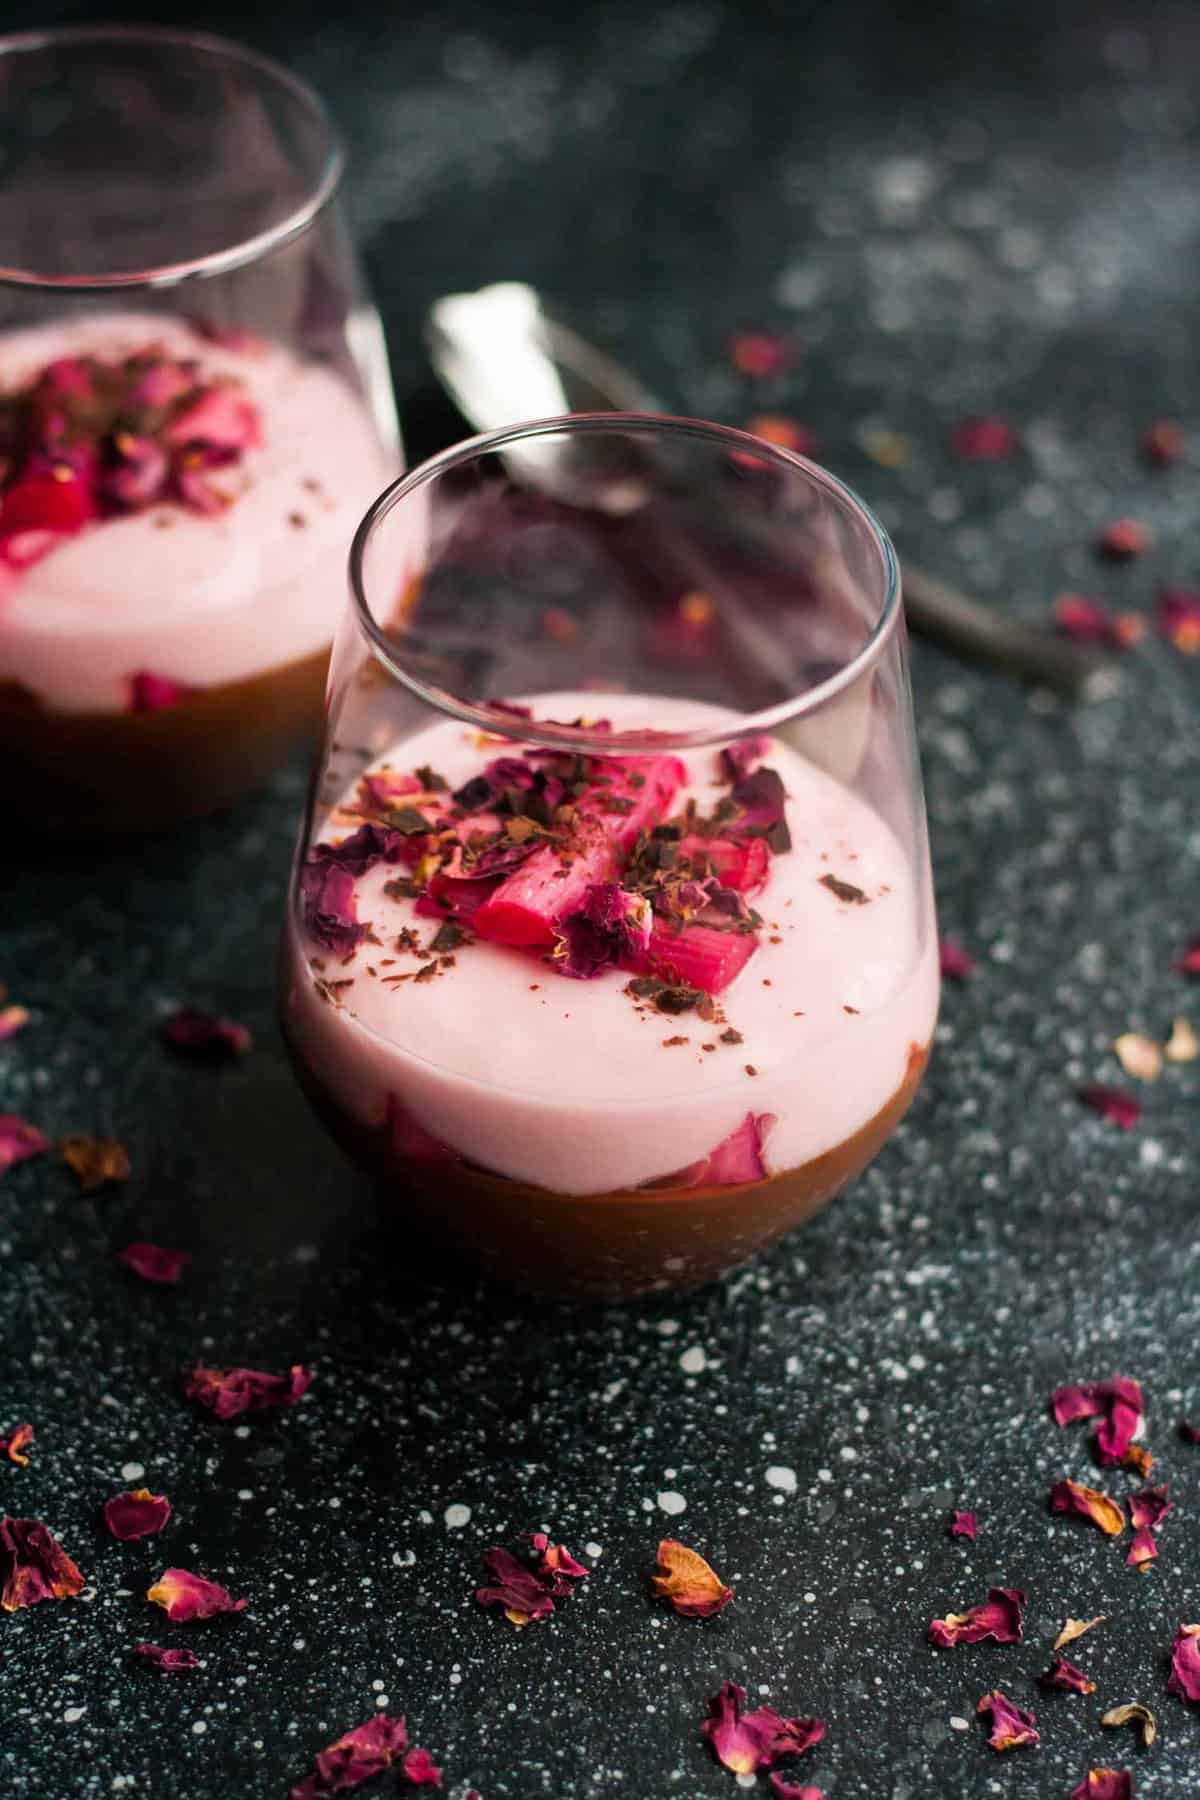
[{"xmin": 900, "ymin": 562, "xmax": 1118, "ymax": 701}]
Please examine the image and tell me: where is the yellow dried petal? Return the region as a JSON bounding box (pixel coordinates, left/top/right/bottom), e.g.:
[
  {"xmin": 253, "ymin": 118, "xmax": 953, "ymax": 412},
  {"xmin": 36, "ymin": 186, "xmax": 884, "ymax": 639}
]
[
  {"xmin": 1166, "ymin": 1016, "xmax": 1199, "ymax": 1064},
  {"xmin": 859, "ymin": 426, "xmax": 911, "ymax": 468},
  {"xmin": 1101, "ymin": 1701, "xmax": 1156, "ymax": 1746},
  {"xmin": 1112, "ymin": 1031, "xmax": 1163, "ymax": 1082},
  {"xmin": 1053, "ymin": 1614, "xmax": 1106, "ymax": 1651}
]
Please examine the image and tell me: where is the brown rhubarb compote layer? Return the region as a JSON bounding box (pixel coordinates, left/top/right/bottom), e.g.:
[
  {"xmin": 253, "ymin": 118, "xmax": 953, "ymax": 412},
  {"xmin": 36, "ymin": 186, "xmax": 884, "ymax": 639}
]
[
  {"xmin": 282, "ymin": 694, "xmax": 938, "ymax": 1298},
  {"xmin": 0, "ymin": 315, "xmax": 391, "ymax": 830}
]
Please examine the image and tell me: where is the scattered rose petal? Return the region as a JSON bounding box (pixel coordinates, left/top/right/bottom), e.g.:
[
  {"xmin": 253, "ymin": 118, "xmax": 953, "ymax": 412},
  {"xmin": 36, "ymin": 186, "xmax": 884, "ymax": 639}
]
[
  {"xmin": 938, "ymin": 936, "xmax": 976, "ymax": 981},
  {"xmin": 129, "ymin": 671, "xmax": 195, "ymax": 713},
  {"xmin": 1054, "ymin": 1615, "xmax": 1106, "ymax": 1651},
  {"xmin": 476, "ymin": 1547, "xmax": 555, "ymax": 1626},
  {"xmin": 859, "ymin": 425, "xmax": 911, "ymax": 467},
  {"xmin": 147, "ymin": 1567, "xmax": 246, "ymax": 1622},
  {"xmin": 1039, "ymin": 1657, "xmax": 1096, "ymax": 1695},
  {"xmin": 651, "ymin": 1538, "xmax": 734, "ymax": 1617},
  {"xmin": 1165, "ymin": 1016, "xmax": 1199, "ymax": 1062},
  {"xmin": 184, "ymin": 1363, "xmax": 312, "ymax": 1420},
  {"xmin": 1178, "ymin": 935, "xmax": 1200, "ymax": 977},
  {"xmin": 947, "ymin": 1510, "xmax": 977, "ymax": 1541},
  {"xmin": 104, "ymin": 1488, "xmax": 171, "ymax": 1541},
  {"xmin": 977, "ymin": 1689, "xmax": 1040, "ymax": 1752},
  {"xmin": 1, "ymin": 1516, "xmax": 85, "ymax": 1610},
  {"xmin": 1077, "ymin": 1085, "xmax": 1140, "ymax": 1129},
  {"xmin": 1158, "ymin": 586, "xmax": 1200, "ymax": 653},
  {"xmin": 950, "ymin": 416, "xmax": 1018, "ymax": 460},
  {"xmin": 0, "ymin": 1423, "xmax": 32, "ymax": 1467},
  {"xmin": 1053, "ymin": 594, "xmax": 1145, "ymax": 649},
  {"xmin": 1122, "ymin": 1443, "xmax": 1154, "ymax": 1479},
  {"xmin": 120, "ymin": 1243, "xmax": 189, "ymax": 1285},
  {"xmin": 61, "ymin": 1134, "xmax": 130, "ymax": 1191},
  {"xmin": 701, "ymin": 1680, "xmax": 824, "ymax": 1775},
  {"xmin": 1127, "ymin": 1484, "xmax": 1173, "ymax": 1571},
  {"xmin": 1097, "ymin": 518, "xmax": 1149, "ymax": 560},
  {"xmin": 729, "ymin": 330, "xmax": 791, "ymax": 378},
  {"xmin": 1168, "ymin": 1622, "xmax": 1200, "ymax": 1701},
  {"xmin": 1143, "ymin": 419, "xmax": 1185, "ymax": 465},
  {"xmin": 401, "ymin": 1747, "xmax": 443, "ymax": 1786},
  {"xmin": 1112, "ymin": 1032, "xmax": 1163, "ymax": 1082},
  {"xmin": 529, "ymin": 1532, "xmax": 589, "ymax": 1593},
  {"xmin": 1179, "ymin": 1420, "xmax": 1200, "ymax": 1443},
  {"xmin": 769, "ymin": 1781, "xmax": 825, "ymax": 1800},
  {"xmin": 929, "ymin": 1585, "xmax": 1025, "ymax": 1647},
  {"xmin": 1050, "ymin": 1478, "xmax": 1126, "ymax": 1537},
  {"xmin": 743, "ymin": 414, "xmax": 818, "ymax": 455},
  {"xmin": 1070, "ymin": 1773, "xmax": 1133, "ymax": 1800},
  {"xmin": 163, "ymin": 1008, "xmax": 252, "ymax": 1059},
  {"xmin": 135, "ymin": 1643, "xmax": 199, "ymax": 1671},
  {"xmin": 1101, "ymin": 1702, "xmax": 1157, "ymax": 1746},
  {"xmin": 0, "ymin": 1004, "xmax": 29, "ymax": 1040},
  {"xmin": 290, "ymin": 1714, "xmax": 410, "ymax": 1797},
  {"xmin": 0, "ymin": 1114, "xmax": 48, "ymax": 1176},
  {"xmin": 1051, "ymin": 1377, "xmax": 1143, "ymax": 1465}
]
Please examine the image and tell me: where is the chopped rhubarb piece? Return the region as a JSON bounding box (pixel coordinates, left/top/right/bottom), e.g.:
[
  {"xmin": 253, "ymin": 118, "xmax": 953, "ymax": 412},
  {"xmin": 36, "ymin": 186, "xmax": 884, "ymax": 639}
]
[
  {"xmin": 473, "ymin": 830, "xmax": 618, "ymax": 948},
  {"xmin": 385, "ymin": 1094, "xmax": 461, "ymax": 1163},
  {"xmin": 656, "ymin": 1112, "xmax": 776, "ymax": 1188},
  {"xmin": 677, "ymin": 833, "xmax": 770, "ymax": 894},
  {"xmin": 587, "ymin": 754, "xmax": 687, "ymax": 852},
  {"xmin": 633, "ymin": 918, "xmax": 758, "ymax": 994},
  {"xmin": 413, "ymin": 873, "xmax": 494, "ymax": 924}
]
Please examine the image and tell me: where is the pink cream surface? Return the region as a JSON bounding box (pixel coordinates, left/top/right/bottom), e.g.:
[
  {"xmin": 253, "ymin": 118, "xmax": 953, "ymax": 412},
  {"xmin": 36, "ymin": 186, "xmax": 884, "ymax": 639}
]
[
  {"xmin": 283, "ymin": 695, "xmax": 939, "ymax": 1197},
  {"xmin": 0, "ymin": 314, "xmax": 393, "ymax": 711}
]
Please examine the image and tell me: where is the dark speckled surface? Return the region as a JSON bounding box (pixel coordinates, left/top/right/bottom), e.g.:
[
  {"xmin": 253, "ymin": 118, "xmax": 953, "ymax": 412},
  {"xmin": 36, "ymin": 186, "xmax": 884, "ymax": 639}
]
[{"xmin": 3, "ymin": 2, "xmax": 1200, "ymax": 1795}]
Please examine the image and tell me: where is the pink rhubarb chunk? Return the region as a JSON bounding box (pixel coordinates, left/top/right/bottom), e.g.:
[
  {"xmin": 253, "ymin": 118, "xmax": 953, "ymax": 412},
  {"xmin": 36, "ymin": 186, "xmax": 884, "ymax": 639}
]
[
  {"xmin": 585, "ymin": 754, "xmax": 687, "ymax": 851},
  {"xmin": 633, "ymin": 918, "xmax": 758, "ymax": 993},
  {"xmin": 473, "ymin": 829, "xmax": 618, "ymax": 948},
  {"xmin": 414, "ymin": 871, "xmax": 497, "ymax": 924},
  {"xmin": 678, "ymin": 833, "xmax": 770, "ymax": 894}
]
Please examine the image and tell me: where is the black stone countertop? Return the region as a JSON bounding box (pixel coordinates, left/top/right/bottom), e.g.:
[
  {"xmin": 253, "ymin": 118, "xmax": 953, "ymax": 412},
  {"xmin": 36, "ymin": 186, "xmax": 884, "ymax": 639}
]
[{"xmin": 3, "ymin": 2, "xmax": 1200, "ymax": 1795}]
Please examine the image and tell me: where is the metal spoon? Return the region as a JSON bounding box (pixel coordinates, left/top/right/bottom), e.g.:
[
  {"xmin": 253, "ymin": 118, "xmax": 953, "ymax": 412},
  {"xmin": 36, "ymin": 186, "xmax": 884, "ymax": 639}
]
[{"xmin": 422, "ymin": 282, "xmax": 1116, "ymax": 703}]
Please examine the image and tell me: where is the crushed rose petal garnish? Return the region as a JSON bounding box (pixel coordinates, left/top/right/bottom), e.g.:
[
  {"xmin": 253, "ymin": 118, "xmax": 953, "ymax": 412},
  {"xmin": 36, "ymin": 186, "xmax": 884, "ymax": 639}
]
[
  {"xmin": 120, "ymin": 1243, "xmax": 189, "ymax": 1285},
  {"xmin": 476, "ymin": 1534, "xmax": 587, "ymax": 1626},
  {"xmin": 104, "ymin": 1488, "xmax": 171, "ymax": 1541},
  {"xmin": 1097, "ymin": 518, "xmax": 1149, "ymax": 560},
  {"xmin": 1076, "ymin": 1084, "xmax": 1140, "ymax": 1129},
  {"xmin": 938, "ymin": 935, "xmax": 976, "ymax": 981},
  {"xmin": 1143, "ymin": 419, "xmax": 1185, "ymax": 465},
  {"xmin": 0, "ymin": 1114, "xmax": 49, "ymax": 1176},
  {"xmin": 0, "ymin": 1002, "xmax": 29, "ymax": 1039},
  {"xmin": 1039, "ymin": 1657, "xmax": 1096, "ymax": 1694},
  {"xmin": 1157, "ymin": 586, "xmax": 1200, "ymax": 653},
  {"xmin": 928, "ymin": 1585, "xmax": 1025, "ymax": 1647},
  {"xmin": 61, "ymin": 1133, "xmax": 130, "ymax": 1191},
  {"xmin": 1054, "ymin": 1615, "xmax": 1106, "ymax": 1651},
  {"xmin": 1050, "ymin": 1478, "xmax": 1126, "ymax": 1537},
  {"xmin": 1168, "ymin": 1623, "xmax": 1200, "ymax": 1701},
  {"xmin": 1053, "ymin": 594, "xmax": 1144, "ymax": 649},
  {"xmin": 0, "ymin": 1516, "xmax": 85, "ymax": 1610},
  {"xmin": 1111, "ymin": 1031, "xmax": 1163, "ymax": 1082},
  {"xmin": 701, "ymin": 1681, "xmax": 824, "ymax": 1775},
  {"xmin": 163, "ymin": 1007, "xmax": 253, "ymax": 1059},
  {"xmin": 1101, "ymin": 1701, "xmax": 1156, "ymax": 1745},
  {"xmin": 950, "ymin": 415, "xmax": 1018, "ymax": 460},
  {"xmin": 1165, "ymin": 1016, "xmax": 1199, "ymax": 1062},
  {"xmin": 184, "ymin": 1362, "xmax": 312, "ymax": 1420},
  {"xmin": 1051, "ymin": 1376, "xmax": 1144, "ymax": 1465},
  {"xmin": 947, "ymin": 1510, "xmax": 977, "ymax": 1541},
  {"xmin": 146, "ymin": 1567, "xmax": 246, "ymax": 1622},
  {"xmin": 977, "ymin": 1690, "xmax": 1040, "ymax": 1752},
  {"xmin": 651, "ymin": 1538, "xmax": 734, "ymax": 1617},
  {"xmin": 1070, "ymin": 1772, "xmax": 1133, "ymax": 1800},
  {"xmin": 289, "ymin": 1713, "xmax": 410, "ymax": 1798},
  {"xmin": 135, "ymin": 1643, "xmax": 199, "ymax": 1672},
  {"xmin": 1127, "ymin": 1484, "xmax": 1173, "ymax": 1571},
  {"xmin": 0, "ymin": 1423, "xmax": 33, "ymax": 1466},
  {"xmin": 729, "ymin": 330, "xmax": 791, "ymax": 377}
]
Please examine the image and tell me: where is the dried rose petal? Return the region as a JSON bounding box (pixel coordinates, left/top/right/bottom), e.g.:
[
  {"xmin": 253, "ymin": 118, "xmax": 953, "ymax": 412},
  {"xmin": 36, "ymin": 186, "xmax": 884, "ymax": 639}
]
[
  {"xmin": 0, "ymin": 1423, "xmax": 33, "ymax": 1467},
  {"xmin": 104, "ymin": 1488, "xmax": 171, "ymax": 1541},
  {"xmin": 1, "ymin": 1516, "xmax": 85, "ymax": 1610},
  {"xmin": 1165, "ymin": 1016, "xmax": 1199, "ymax": 1062},
  {"xmin": 950, "ymin": 416, "xmax": 1018, "ymax": 460},
  {"xmin": 769, "ymin": 1781, "xmax": 824, "ymax": 1800},
  {"xmin": 1039, "ymin": 1657, "xmax": 1096, "ymax": 1694},
  {"xmin": 1158, "ymin": 586, "xmax": 1200, "ymax": 653},
  {"xmin": 702, "ymin": 1681, "xmax": 824, "ymax": 1775},
  {"xmin": 135, "ymin": 1643, "xmax": 199, "ymax": 1672},
  {"xmin": 1180, "ymin": 1420, "xmax": 1200, "ymax": 1443},
  {"xmin": 529, "ymin": 1532, "xmax": 589, "ymax": 1594},
  {"xmin": 290, "ymin": 1714, "xmax": 410, "ymax": 1797},
  {"xmin": 977, "ymin": 1689, "xmax": 1040, "ymax": 1752},
  {"xmin": 1051, "ymin": 1478, "xmax": 1126, "ymax": 1537},
  {"xmin": 147, "ymin": 1567, "xmax": 246, "ymax": 1622},
  {"xmin": 120, "ymin": 1243, "xmax": 189, "ymax": 1285},
  {"xmin": 0, "ymin": 1114, "xmax": 48, "ymax": 1176},
  {"xmin": 1122, "ymin": 1443, "xmax": 1154, "ymax": 1478},
  {"xmin": 1077, "ymin": 1084, "xmax": 1140, "ymax": 1129},
  {"xmin": 1051, "ymin": 1376, "xmax": 1144, "ymax": 1464},
  {"xmin": 859, "ymin": 426, "xmax": 911, "ymax": 468},
  {"xmin": 1055, "ymin": 1615, "xmax": 1106, "ymax": 1651},
  {"xmin": 1168, "ymin": 1622, "xmax": 1200, "ymax": 1701},
  {"xmin": 1097, "ymin": 518, "xmax": 1149, "ymax": 560},
  {"xmin": 0, "ymin": 1003, "xmax": 29, "ymax": 1040},
  {"xmin": 928, "ymin": 1585, "xmax": 1025, "ymax": 1647},
  {"xmin": 401, "ymin": 1747, "xmax": 443, "ymax": 1786},
  {"xmin": 1071, "ymin": 1772, "xmax": 1133, "ymax": 1800},
  {"xmin": 1143, "ymin": 419, "xmax": 1185, "ymax": 465},
  {"xmin": 1101, "ymin": 1701, "xmax": 1156, "ymax": 1745},
  {"xmin": 1053, "ymin": 594, "xmax": 1144, "ymax": 649},
  {"xmin": 185, "ymin": 1362, "xmax": 312, "ymax": 1420},
  {"xmin": 476, "ymin": 1546, "xmax": 557, "ymax": 1626},
  {"xmin": 163, "ymin": 1007, "xmax": 252, "ymax": 1059},
  {"xmin": 1112, "ymin": 1031, "xmax": 1162, "ymax": 1082},
  {"xmin": 947, "ymin": 1510, "xmax": 977, "ymax": 1541},
  {"xmin": 1127, "ymin": 1484, "xmax": 1172, "ymax": 1570},
  {"xmin": 129, "ymin": 671, "xmax": 194, "ymax": 713},
  {"xmin": 938, "ymin": 936, "xmax": 976, "ymax": 981},
  {"xmin": 652, "ymin": 1539, "xmax": 734, "ymax": 1617},
  {"xmin": 61, "ymin": 1134, "xmax": 130, "ymax": 1191},
  {"xmin": 729, "ymin": 330, "xmax": 791, "ymax": 378},
  {"xmin": 1178, "ymin": 935, "xmax": 1200, "ymax": 977}
]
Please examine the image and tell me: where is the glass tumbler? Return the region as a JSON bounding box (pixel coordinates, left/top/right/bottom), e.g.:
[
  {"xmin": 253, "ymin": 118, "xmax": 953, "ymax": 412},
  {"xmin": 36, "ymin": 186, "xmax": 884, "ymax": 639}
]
[
  {"xmin": 281, "ymin": 415, "xmax": 939, "ymax": 1300},
  {"xmin": 0, "ymin": 26, "xmax": 399, "ymax": 833}
]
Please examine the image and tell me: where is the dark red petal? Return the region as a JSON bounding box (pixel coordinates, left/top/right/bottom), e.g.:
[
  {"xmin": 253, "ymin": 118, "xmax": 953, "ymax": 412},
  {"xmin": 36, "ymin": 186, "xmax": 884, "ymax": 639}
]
[
  {"xmin": 977, "ymin": 1689, "xmax": 1040, "ymax": 1751},
  {"xmin": 163, "ymin": 1008, "xmax": 252, "ymax": 1059},
  {"xmin": 184, "ymin": 1363, "xmax": 312, "ymax": 1421},
  {"xmin": 1070, "ymin": 1774, "xmax": 1133, "ymax": 1800},
  {"xmin": 401, "ymin": 1746, "xmax": 443, "ymax": 1786},
  {"xmin": 1097, "ymin": 518, "xmax": 1149, "ymax": 560},
  {"xmin": 1077, "ymin": 1084, "xmax": 1140, "ymax": 1128},
  {"xmin": 104, "ymin": 1489, "xmax": 171, "ymax": 1541},
  {"xmin": 129, "ymin": 672, "xmax": 195, "ymax": 713},
  {"xmin": 0, "ymin": 1516, "xmax": 85, "ymax": 1610},
  {"xmin": 929, "ymin": 1586, "xmax": 1025, "ymax": 1647},
  {"xmin": 146, "ymin": 1567, "xmax": 246, "ymax": 1622},
  {"xmin": 1168, "ymin": 1623, "xmax": 1200, "ymax": 1701},
  {"xmin": 729, "ymin": 331, "xmax": 792, "ymax": 378},
  {"xmin": 1039, "ymin": 1657, "xmax": 1096, "ymax": 1694},
  {"xmin": 938, "ymin": 936, "xmax": 977, "ymax": 980},
  {"xmin": 1157, "ymin": 586, "xmax": 1200, "ymax": 652},
  {"xmin": 947, "ymin": 1510, "xmax": 977, "ymax": 1541},
  {"xmin": 702, "ymin": 1681, "xmax": 824, "ymax": 1774},
  {"xmin": 950, "ymin": 416, "xmax": 1018, "ymax": 460},
  {"xmin": 135, "ymin": 1643, "xmax": 199, "ymax": 1671},
  {"xmin": 120, "ymin": 1243, "xmax": 189, "ymax": 1285},
  {"xmin": 0, "ymin": 1114, "xmax": 49, "ymax": 1176}
]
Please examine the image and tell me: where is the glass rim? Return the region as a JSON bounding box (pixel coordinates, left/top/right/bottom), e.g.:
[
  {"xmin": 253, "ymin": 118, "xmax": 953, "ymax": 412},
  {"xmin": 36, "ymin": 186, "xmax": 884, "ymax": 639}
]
[
  {"xmin": 348, "ymin": 411, "xmax": 903, "ymax": 753},
  {"xmin": 0, "ymin": 24, "xmax": 344, "ymax": 291}
]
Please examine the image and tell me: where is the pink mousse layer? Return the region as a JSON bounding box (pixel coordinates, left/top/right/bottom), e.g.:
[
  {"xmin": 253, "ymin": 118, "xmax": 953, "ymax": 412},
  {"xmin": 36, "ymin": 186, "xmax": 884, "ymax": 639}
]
[
  {"xmin": 0, "ymin": 314, "xmax": 394, "ymax": 712},
  {"xmin": 283, "ymin": 695, "xmax": 939, "ymax": 1197}
]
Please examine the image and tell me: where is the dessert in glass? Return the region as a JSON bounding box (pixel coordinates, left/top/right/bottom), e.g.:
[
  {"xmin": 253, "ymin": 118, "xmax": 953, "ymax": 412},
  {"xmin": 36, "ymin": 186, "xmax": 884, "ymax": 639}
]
[
  {"xmin": 0, "ymin": 27, "xmax": 398, "ymax": 832},
  {"xmin": 281, "ymin": 416, "xmax": 938, "ymax": 1300}
]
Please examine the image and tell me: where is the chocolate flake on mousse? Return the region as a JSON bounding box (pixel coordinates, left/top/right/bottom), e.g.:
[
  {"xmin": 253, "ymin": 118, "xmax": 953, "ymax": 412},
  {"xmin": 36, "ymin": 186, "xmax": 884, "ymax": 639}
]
[
  {"xmin": 819, "ymin": 873, "xmax": 869, "ymax": 904},
  {"xmin": 662, "ymin": 1035, "xmax": 689, "ymax": 1047}
]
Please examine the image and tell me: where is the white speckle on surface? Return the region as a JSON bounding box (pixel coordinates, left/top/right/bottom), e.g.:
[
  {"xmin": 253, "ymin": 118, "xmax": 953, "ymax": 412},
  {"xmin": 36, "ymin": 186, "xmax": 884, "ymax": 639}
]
[
  {"xmin": 119, "ymin": 1462, "xmax": 144, "ymax": 1482},
  {"xmin": 765, "ymin": 1466, "xmax": 797, "ymax": 1493},
  {"xmin": 374, "ymin": 1695, "xmax": 389, "ymax": 1709},
  {"xmin": 679, "ymin": 1345, "xmax": 707, "ymax": 1374},
  {"xmin": 237, "ymin": 1489, "xmax": 253, "ymax": 1502},
  {"xmin": 656, "ymin": 1491, "xmax": 686, "ymax": 1515},
  {"xmin": 444, "ymin": 1503, "xmax": 472, "ymax": 1529},
  {"xmin": 585, "ymin": 1541, "xmax": 603, "ymax": 1559},
  {"xmin": 234, "ymin": 1425, "xmax": 251, "ymax": 1439},
  {"xmin": 293, "ymin": 1638, "xmax": 306, "ymax": 1651},
  {"xmin": 191, "ymin": 1721, "xmax": 207, "ymax": 1736},
  {"xmin": 950, "ymin": 1716, "xmax": 970, "ymax": 1732},
  {"xmin": 656, "ymin": 1318, "xmax": 680, "ymax": 1336},
  {"xmin": 62, "ymin": 1707, "xmax": 87, "ymax": 1724}
]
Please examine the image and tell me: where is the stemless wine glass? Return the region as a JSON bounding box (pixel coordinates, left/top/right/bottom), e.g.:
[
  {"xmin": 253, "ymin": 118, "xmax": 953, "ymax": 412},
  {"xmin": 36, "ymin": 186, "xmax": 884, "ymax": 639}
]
[
  {"xmin": 281, "ymin": 416, "xmax": 939, "ymax": 1301},
  {"xmin": 0, "ymin": 26, "xmax": 399, "ymax": 833}
]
